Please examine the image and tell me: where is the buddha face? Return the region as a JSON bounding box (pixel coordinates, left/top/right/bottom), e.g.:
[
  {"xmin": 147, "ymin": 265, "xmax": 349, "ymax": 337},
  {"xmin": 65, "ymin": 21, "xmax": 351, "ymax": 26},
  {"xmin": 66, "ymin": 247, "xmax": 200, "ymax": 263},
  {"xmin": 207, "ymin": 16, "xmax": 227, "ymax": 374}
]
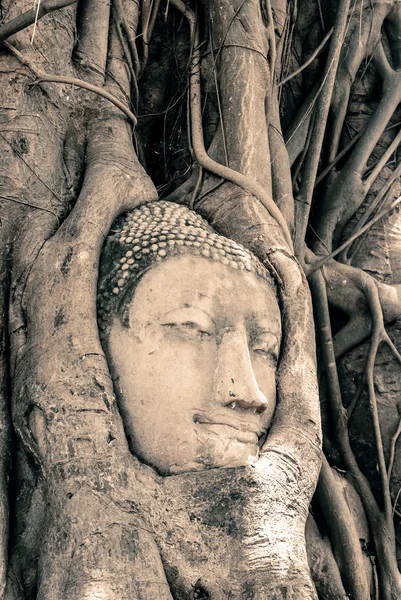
[{"xmin": 106, "ymin": 254, "xmax": 281, "ymax": 475}]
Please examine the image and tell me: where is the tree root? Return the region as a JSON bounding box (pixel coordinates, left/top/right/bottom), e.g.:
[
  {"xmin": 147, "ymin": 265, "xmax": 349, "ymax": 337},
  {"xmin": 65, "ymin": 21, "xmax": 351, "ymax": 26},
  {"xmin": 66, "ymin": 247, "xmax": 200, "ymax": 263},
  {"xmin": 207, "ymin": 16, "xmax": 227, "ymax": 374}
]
[
  {"xmin": 314, "ymin": 3, "xmax": 401, "ymax": 253},
  {"xmin": 316, "ymin": 456, "xmax": 370, "ymax": 599},
  {"xmin": 344, "ymin": 162, "xmax": 401, "ymax": 263},
  {"xmin": 113, "ymin": 0, "xmax": 140, "ymax": 78},
  {"xmin": 388, "ymin": 417, "xmax": 401, "ymax": 482},
  {"xmin": 306, "ymin": 513, "xmax": 349, "ymax": 599},
  {"xmin": 309, "ymin": 269, "xmax": 401, "ymax": 599},
  {"xmin": 3, "ymin": 42, "xmax": 137, "ymax": 125},
  {"xmin": 0, "ymin": 0, "xmax": 77, "ymax": 42},
  {"xmin": 361, "ymin": 274, "xmax": 401, "ymax": 527},
  {"xmin": 74, "ymin": 0, "xmax": 110, "ymax": 79},
  {"xmin": 294, "ymin": 0, "xmax": 352, "ymax": 261},
  {"xmin": 169, "ymin": 0, "xmax": 294, "ymax": 250},
  {"xmin": 0, "ymin": 227, "xmax": 12, "ymax": 599},
  {"xmin": 278, "ymin": 28, "xmax": 333, "ymax": 88},
  {"xmin": 139, "ymin": 0, "xmax": 162, "ymax": 77},
  {"xmin": 36, "ymin": 75, "xmax": 138, "ymax": 125},
  {"xmin": 306, "ymin": 196, "xmax": 401, "ymax": 274}
]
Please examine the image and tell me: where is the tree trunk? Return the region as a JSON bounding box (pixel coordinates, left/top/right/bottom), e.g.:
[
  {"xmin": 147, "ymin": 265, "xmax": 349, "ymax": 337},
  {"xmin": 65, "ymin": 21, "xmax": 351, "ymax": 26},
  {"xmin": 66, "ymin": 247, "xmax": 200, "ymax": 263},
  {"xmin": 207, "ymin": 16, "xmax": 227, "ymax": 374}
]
[{"xmin": 1, "ymin": 0, "xmax": 401, "ymax": 598}]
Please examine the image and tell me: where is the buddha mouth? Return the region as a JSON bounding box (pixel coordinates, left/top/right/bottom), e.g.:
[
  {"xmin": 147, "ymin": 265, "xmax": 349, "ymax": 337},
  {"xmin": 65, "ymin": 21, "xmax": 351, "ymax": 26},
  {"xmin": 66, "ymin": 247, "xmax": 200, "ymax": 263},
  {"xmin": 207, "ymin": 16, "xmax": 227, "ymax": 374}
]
[{"xmin": 193, "ymin": 414, "xmax": 265, "ymax": 444}]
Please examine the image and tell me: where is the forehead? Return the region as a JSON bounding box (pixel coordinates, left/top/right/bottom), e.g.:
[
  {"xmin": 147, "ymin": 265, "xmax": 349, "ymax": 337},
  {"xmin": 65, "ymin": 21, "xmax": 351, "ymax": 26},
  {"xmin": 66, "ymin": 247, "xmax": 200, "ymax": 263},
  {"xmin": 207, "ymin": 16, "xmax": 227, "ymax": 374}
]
[{"xmin": 128, "ymin": 255, "xmax": 281, "ymax": 329}]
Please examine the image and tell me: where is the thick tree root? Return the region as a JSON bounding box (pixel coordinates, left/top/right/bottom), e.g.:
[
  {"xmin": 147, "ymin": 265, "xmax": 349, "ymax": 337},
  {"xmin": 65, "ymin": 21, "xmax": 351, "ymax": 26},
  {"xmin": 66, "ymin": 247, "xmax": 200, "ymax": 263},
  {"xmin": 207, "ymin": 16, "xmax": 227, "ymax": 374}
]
[{"xmin": 310, "ymin": 270, "xmax": 401, "ymax": 599}]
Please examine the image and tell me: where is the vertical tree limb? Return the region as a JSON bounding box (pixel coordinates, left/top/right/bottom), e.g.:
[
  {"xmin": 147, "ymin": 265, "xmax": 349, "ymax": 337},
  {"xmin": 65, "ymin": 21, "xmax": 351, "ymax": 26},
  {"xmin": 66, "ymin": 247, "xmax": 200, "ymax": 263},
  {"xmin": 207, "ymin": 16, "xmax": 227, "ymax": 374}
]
[
  {"xmin": 309, "ymin": 269, "xmax": 401, "ymax": 600},
  {"xmin": 294, "ymin": 0, "xmax": 352, "ymax": 260},
  {"xmin": 316, "ymin": 456, "xmax": 370, "ymax": 599},
  {"xmin": 74, "ymin": 0, "xmax": 111, "ymax": 79},
  {"xmin": 171, "ymin": 0, "xmax": 293, "ymax": 249}
]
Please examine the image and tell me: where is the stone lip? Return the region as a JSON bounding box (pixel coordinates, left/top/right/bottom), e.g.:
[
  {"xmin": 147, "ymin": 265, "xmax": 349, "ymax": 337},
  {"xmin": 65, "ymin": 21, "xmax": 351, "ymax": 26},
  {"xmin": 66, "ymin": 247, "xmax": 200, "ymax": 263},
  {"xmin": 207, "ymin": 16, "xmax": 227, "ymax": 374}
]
[
  {"xmin": 193, "ymin": 413, "xmax": 266, "ymax": 442},
  {"xmin": 201, "ymin": 423, "xmax": 259, "ymax": 445}
]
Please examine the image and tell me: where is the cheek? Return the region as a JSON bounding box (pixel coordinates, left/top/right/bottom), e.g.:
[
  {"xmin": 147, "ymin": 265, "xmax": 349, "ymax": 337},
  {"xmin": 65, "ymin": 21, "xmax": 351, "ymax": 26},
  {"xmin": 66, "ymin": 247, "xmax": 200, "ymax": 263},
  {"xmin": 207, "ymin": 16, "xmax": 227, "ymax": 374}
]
[
  {"xmin": 120, "ymin": 331, "xmax": 218, "ymax": 416},
  {"xmin": 114, "ymin": 330, "xmax": 221, "ymax": 472}
]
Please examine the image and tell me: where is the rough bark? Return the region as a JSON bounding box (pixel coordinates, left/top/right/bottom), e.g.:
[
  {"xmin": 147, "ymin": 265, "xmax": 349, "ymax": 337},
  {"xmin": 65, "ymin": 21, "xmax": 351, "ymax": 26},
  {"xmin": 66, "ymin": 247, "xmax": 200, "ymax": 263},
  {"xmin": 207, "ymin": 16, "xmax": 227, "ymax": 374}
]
[{"xmin": 1, "ymin": 0, "xmax": 401, "ymax": 598}]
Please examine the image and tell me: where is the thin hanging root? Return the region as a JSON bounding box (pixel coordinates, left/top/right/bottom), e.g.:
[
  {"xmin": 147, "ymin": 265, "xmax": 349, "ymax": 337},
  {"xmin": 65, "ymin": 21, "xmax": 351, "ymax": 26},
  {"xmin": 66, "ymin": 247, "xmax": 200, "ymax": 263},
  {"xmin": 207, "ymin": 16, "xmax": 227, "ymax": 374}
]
[
  {"xmin": 292, "ymin": 111, "xmax": 315, "ymax": 186},
  {"xmin": 294, "ymin": 0, "xmax": 352, "ymax": 260},
  {"xmin": 364, "ymin": 128, "xmax": 401, "ymax": 189},
  {"xmin": 168, "ymin": 0, "xmax": 293, "ymax": 250},
  {"xmin": 140, "ymin": 0, "xmax": 162, "ymax": 77},
  {"xmin": 346, "ymin": 160, "xmax": 401, "ymax": 263},
  {"xmin": 265, "ymin": 0, "xmax": 276, "ymax": 88},
  {"xmin": 114, "ymin": 19, "xmax": 139, "ymax": 109},
  {"xmin": 388, "ymin": 418, "xmax": 401, "ymax": 482},
  {"xmin": 0, "ymin": 0, "xmax": 77, "ymax": 42},
  {"xmin": 306, "ymin": 195, "xmax": 401, "ymax": 275},
  {"xmin": 372, "ymin": 560, "xmax": 380, "ymax": 600},
  {"xmin": 31, "ymin": 0, "xmax": 42, "ymax": 44},
  {"xmin": 309, "ymin": 269, "xmax": 401, "ymax": 598},
  {"xmin": 361, "ymin": 276, "xmax": 401, "ymax": 524},
  {"xmin": 346, "ymin": 377, "xmax": 363, "ymax": 420},
  {"xmin": 113, "ymin": 0, "xmax": 140, "ymax": 78},
  {"xmin": 278, "ymin": 28, "xmax": 333, "ymax": 88},
  {"xmin": 209, "ymin": 21, "xmax": 229, "ymax": 167},
  {"xmin": 393, "ymin": 486, "xmax": 401, "ymax": 518},
  {"xmin": 361, "ymin": 275, "xmax": 397, "ymax": 529},
  {"xmin": 38, "ymin": 76, "xmax": 138, "ymax": 124},
  {"xmin": 3, "ymin": 42, "xmax": 137, "ymax": 126},
  {"xmin": 315, "ymin": 127, "xmax": 364, "ymax": 187},
  {"xmin": 140, "ymin": 0, "xmax": 154, "ymax": 72}
]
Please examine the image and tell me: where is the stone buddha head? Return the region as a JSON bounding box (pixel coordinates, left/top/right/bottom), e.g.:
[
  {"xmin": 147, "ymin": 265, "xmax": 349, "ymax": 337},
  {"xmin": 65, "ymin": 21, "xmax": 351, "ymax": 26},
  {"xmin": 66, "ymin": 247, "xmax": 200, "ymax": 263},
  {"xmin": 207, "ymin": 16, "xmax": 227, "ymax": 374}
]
[{"xmin": 97, "ymin": 201, "xmax": 281, "ymax": 476}]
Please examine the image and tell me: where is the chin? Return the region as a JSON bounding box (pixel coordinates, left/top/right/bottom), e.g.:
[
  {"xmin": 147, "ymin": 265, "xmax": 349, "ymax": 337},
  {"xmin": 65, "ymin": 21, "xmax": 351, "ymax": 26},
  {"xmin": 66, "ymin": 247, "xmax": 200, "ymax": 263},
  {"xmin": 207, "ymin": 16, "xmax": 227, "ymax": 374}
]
[
  {"xmin": 211, "ymin": 442, "xmax": 260, "ymax": 469},
  {"xmin": 161, "ymin": 436, "xmax": 262, "ymax": 475},
  {"xmin": 197, "ymin": 441, "xmax": 261, "ymax": 471},
  {"xmin": 166, "ymin": 445, "xmax": 260, "ymax": 475}
]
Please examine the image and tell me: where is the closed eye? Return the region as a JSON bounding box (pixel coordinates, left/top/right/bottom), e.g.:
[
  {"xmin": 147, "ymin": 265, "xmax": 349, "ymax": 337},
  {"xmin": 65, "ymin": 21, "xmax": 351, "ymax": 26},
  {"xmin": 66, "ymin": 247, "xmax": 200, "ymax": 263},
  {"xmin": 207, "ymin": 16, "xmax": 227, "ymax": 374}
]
[
  {"xmin": 182, "ymin": 321, "xmax": 212, "ymax": 336},
  {"xmin": 252, "ymin": 347, "xmax": 278, "ymax": 363},
  {"xmin": 162, "ymin": 321, "xmax": 212, "ymax": 338},
  {"xmin": 160, "ymin": 307, "xmax": 215, "ymax": 338},
  {"xmin": 250, "ymin": 332, "xmax": 279, "ymax": 365}
]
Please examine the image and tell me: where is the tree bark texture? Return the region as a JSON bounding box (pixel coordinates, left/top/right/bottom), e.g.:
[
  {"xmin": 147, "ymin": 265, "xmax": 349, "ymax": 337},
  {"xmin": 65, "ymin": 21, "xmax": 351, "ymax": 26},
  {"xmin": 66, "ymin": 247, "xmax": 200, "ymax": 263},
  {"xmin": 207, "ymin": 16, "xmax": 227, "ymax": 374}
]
[{"xmin": 1, "ymin": 0, "xmax": 401, "ymax": 598}]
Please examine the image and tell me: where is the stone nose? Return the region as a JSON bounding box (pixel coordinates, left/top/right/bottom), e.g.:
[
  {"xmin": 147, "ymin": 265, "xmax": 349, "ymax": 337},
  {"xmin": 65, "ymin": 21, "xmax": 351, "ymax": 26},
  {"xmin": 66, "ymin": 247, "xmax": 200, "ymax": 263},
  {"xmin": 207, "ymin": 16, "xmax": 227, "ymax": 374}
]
[{"xmin": 214, "ymin": 329, "xmax": 268, "ymax": 414}]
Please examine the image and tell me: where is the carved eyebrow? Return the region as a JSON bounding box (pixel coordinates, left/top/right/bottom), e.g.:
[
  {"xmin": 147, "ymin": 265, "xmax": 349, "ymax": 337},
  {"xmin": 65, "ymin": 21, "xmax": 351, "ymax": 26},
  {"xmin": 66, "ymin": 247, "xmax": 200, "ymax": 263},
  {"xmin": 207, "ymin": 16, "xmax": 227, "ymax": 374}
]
[
  {"xmin": 252, "ymin": 328, "xmax": 280, "ymax": 339},
  {"xmin": 159, "ymin": 306, "xmax": 215, "ymax": 329}
]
